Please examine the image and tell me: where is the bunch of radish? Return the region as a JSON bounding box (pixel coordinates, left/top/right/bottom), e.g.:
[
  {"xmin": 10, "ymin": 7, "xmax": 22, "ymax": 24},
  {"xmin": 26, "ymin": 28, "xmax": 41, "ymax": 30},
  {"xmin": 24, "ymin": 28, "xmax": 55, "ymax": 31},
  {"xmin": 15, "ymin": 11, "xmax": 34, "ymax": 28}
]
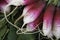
[
  {"xmin": 0, "ymin": 0, "xmax": 60, "ymax": 40},
  {"xmin": 21, "ymin": 0, "xmax": 60, "ymax": 40}
]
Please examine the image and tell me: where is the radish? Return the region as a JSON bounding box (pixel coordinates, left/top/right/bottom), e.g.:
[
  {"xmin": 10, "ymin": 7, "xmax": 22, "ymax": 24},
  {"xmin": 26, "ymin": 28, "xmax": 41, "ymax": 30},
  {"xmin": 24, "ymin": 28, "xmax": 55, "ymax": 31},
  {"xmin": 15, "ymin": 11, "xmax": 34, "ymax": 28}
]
[
  {"xmin": 21, "ymin": 1, "xmax": 46, "ymax": 29},
  {"xmin": 53, "ymin": 7, "xmax": 60, "ymax": 40},
  {"xmin": 42, "ymin": 4, "xmax": 55, "ymax": 38}
]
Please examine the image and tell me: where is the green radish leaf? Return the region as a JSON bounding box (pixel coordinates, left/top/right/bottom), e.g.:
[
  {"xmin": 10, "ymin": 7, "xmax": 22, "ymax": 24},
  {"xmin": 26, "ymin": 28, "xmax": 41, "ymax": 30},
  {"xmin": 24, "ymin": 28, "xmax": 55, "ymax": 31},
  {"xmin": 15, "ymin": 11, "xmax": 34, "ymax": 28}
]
[
  {"xmin": 0, "ymin": 19, "xmax": 7, "ymax": 29},
  {"xmin": 7, "ymin": 8, "xmax": 17, "ymax": 40},
  {"xmin": 2, "ymin": 29, "xmax": 9, "ymax": 40},
  {"xmin": 0, "ymin": 26, "xmax": 7, "ymax": 40},
  {"xmin": 11, "ymin": 8, "xmax": 19, "ymax": 22},
  {"xmin": 47, "ymin": 0, "xmax": 52, "ymax": 5},
  {"xmin": 7, "ymin": 26, "xmax": 17, "ymax": 40},
  {"xmin": 58, "ymin": 0, "xmax": 60, "ymax": 7},
  {"xmin": 46, "ymin": 0, "xmax": 48, "ymax": 1},
  {"xmin": 17, "ymin": 34, "xmax": 35, "ymax": 40},
  {"xmin": 0, "ymin": 13, "xmax": 4, "ymax": 19},
  {"xmin": 0, "ymin": 13, "xmax": 7, "ymax": 29},
  {"xmin": 53, "ymin": 0, "xmax": 58, "ymax": 6}
]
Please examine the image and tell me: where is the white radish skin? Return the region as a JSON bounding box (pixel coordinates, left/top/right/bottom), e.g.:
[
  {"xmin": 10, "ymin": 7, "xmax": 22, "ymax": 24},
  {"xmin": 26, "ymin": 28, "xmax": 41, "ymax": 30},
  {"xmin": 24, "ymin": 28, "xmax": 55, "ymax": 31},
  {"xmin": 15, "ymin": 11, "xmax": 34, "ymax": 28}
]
[
  {"xmin": 53, "ymin": 7, "xmax": 60, "ymax": 40},
  {"xmin": 6, "ymin": 0, "xmax": 24, "ymax": 6},
  {"xmin": 47, "ymin": 31, "xmax": 53, "ymax": 40},
  {"xmin": 42, "ymin": 4, "xmax": 55, "ymax": 38}
]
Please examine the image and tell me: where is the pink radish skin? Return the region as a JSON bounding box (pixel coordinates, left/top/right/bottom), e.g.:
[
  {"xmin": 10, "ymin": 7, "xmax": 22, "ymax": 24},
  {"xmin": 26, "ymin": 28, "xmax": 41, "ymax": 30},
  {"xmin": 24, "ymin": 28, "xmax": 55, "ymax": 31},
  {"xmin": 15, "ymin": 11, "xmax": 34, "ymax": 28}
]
[
  {"xmin": 26, "ymin": 13, "xmax": 43, "ymax": 31},
  {"xmin": 23, "ymin": 0, "xmax": 39, "ymax": 5},
  {"xmin": 23, "ymin": 1, "xmax": 45, "ymax": 24},
  {"xmin": 42, "ymin": 4, "xmax": 55, "ymax": 37},
  {"xmin": 53, "ymin": 7, "xmax": 60, "ymax": 39}
]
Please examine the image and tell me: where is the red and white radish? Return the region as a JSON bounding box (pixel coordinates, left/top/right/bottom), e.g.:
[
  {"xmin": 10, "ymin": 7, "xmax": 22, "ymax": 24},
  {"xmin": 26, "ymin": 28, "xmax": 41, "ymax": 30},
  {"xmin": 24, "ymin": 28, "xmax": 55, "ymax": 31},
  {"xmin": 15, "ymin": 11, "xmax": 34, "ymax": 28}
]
[
  {"xmin": 42, "ymin": 4, "xmax": 55, "ymax": 38},
  {"xmin": 22, "ymin": 1, "xmax": 46, "ymax": 29},
  {"xmin": 53, "ymin": 7, "xmax": 60, "ymax": 40}
]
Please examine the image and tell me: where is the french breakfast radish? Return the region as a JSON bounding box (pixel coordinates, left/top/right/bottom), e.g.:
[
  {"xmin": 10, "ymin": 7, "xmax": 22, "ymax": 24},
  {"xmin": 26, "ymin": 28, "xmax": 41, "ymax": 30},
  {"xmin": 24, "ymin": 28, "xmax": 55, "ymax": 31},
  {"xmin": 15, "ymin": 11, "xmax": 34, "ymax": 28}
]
[
  {"xmin": 53, "ymin": 7, "xmax": 60, "ymax": 40},
  {"xmin": 42, "ymin": 4, "xmax": 55, "ymax": 38}
]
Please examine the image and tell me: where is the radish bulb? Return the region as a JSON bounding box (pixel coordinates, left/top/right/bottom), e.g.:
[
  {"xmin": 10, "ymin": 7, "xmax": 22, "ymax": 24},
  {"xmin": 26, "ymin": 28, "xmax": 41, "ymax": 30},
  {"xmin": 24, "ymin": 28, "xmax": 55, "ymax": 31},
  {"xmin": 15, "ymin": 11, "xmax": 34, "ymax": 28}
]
[
  {"xmin": 53, "ymin": 7, "xmax": 60, "ymax": 40},
  {"xmin": 22, "ymin": 1, "xmax": 45, "ymax": 29},
  {"xmin": 42, "ymin": 4, "xmax": 55, "ymax": 38}
]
